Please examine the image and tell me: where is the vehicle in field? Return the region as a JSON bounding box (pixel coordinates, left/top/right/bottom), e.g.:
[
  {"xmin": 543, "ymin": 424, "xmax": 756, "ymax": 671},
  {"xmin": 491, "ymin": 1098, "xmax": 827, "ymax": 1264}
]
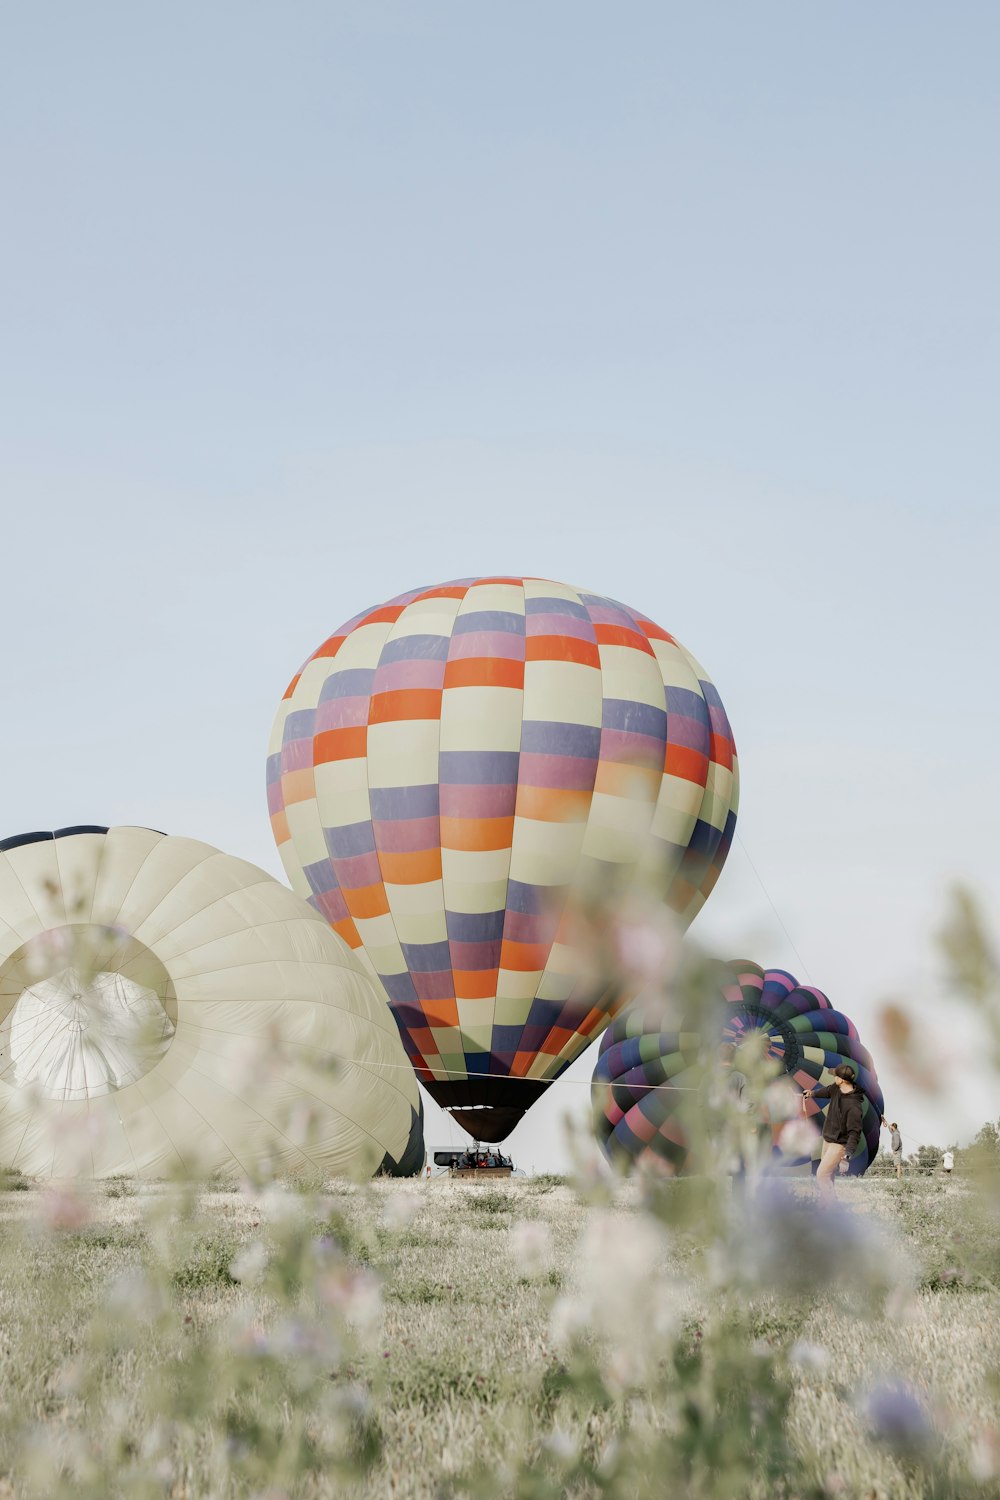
[{"xmin": 433, "ymin": 1147, "xmax": 514, "ymax": 1178}]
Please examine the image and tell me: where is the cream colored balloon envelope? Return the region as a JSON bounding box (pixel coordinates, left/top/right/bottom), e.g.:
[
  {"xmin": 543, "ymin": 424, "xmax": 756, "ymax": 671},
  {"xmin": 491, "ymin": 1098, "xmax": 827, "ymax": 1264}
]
[{"xmin": 0, "ymin": 827, "xmax": 423, "ymax": 1179}]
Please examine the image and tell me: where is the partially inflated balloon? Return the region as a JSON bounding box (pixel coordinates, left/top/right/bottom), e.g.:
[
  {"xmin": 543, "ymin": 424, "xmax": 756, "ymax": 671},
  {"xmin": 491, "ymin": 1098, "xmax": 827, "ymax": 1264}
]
[
  {"xmin": 593, "ymin": 962, "xmax": 884, "ymax": 1175},
  {"xmin": 268, "ymin": 577, "xmax": 738, "ymax": 1140},
  {"xmin": 0, "ymin": 827, "xmax": 423, "ymax": 1178}
]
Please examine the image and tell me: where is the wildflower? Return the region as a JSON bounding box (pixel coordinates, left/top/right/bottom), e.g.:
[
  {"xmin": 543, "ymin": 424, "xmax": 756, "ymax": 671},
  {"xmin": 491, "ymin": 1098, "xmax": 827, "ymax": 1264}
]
[
  {"xmin": 729, "ymin": 1180, "xmax": 903, "ymax": 1303},
  {"xmin": 551, "ymin": 1209, "xmax": 678, "ymax": 1385},
  {"xmin": 764, "ymin": 1078, "xmax": 802, "ymax": 1124},
  {"xmin": 226, "ymin": 1033, "xmax": 276, "ymax": 1094},
  {"xmin": 317, "ymin": 1264, "xmax": 383, "ymax": 1337},
  {"xmin": 106, "ymin": 1268, "xmax": 162, "ymax": 1323},
  {"xmin": 970, "ymin": 1425, "xmax": 1000, "ymax": 1481},
  {"xmin": 543, "ymin": 1429, "xmax": 577, "ymax": 1463},
  {"xmin": 789, "ymin": 1339, "xmax": 830, "ymax": 1374},
  {"xmin": 775, "ymin": 1116, "xmax": 821, "ymax": 1160},
  {"xmin": 258, "ymin": 1184, "xmax": 305, "ymax": 1225},
  {"xmin": 273, "ymin": 1314, "xmax": 345, "ymax": 1368},
  {"xmin": 286, "ymin": 1099, "xmax": 319, "ymax": 1146},
  {"xmin": 22, "ymin": 927, "xmax": 74, "ymax": 982},
  {"xmin": 39, "ymin": 1185, "xmax": 90, "ymax": 1232},
  {"xmin": 864, "ymin": 1381, "xmax": 934, "ymax": 1453},
  {"xmin": 228, "ymin": 1314, "xmax": 269, "ymax": 1355},
  {"xmin": 229, "ymin": 1240, "xmax": 268, "ymax": 1285},
  {"xmin": 380, "ymin": 1191, "xmax": 420, "ymax": 1230},
  {"xmin": 612, "ymin": 906, "xmax": 679, "ymax": 985},
  {"xmin": 510, "ymin": 1219, "xmax": 552, "ymax": 1277}
]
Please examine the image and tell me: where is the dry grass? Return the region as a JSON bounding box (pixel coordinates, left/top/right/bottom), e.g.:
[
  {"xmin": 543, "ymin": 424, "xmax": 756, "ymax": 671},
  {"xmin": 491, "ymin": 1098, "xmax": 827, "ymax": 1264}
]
[{"xmin": 0, "ymin": 1175, "xmax": 996, "ymax": 1498}]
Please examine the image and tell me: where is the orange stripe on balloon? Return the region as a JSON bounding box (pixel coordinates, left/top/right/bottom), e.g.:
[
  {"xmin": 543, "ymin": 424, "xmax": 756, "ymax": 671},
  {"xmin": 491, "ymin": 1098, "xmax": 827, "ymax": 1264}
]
[
  {"xmin": 540, "ymin": 1027, "xmax": 575, "ymax": 1055},
  {"xmin": 377, "ymin": 848, "xmax": 443, "ymax": 885},
  {"xmin": 332, "ymin": 916, "xmax": 362, "ymax": 949},
  {"xmin": 439, "ymin": 816, "xmax": 515, "ymax": 852},
  {"xmin": 514, "ymin": 785, "xmax": 592, "ymax": 822},
  {"xmin": 312, "ymin": 635, "xmax": 347, "ymax": 660},
  {"xmin": 414, "ymin": 586, "xmax": 470, "ymax": 601},
  {"xmin": 593, "ymin": 761, "xmax": 661, "ymax": 800},
  {"xmin": 525, "ymin": 635, "xmax": 601, "ymax": 669},
  {"xmin": 369, "ymin": 688, "xmax": 443, "ymax": 722},
  {"xmin": 359, "ymin": 605, "xmax": 406, "ymax": 627},
  {"xmin": 634, "ymin": 619, "xmax": 674, "ymax": 644},
  {"xmin": 454, "ymin": 969, "xmax": 500, "ymax": 1000},
  {"xmin": 710, "ymin": 732, "xmax": 734, "ymax": 769},
  {"xmin": 664, "ymin": 744, "xmax": 709, "ymax": 784},
  {"xmin": 281, "ymin": 768, "xmax": 315, "ymax": 805},
  {"xmin": 345, "ymin": 884, "xmax": 391, "ymax": 919},
  {"xmin": 314, "ymin": 726, "xmax": 367, "ymax": 763},
  {"xmin": 498, "ymin": 940, "xmax": 549, "ymax": 972},
  {"xmin": 420, "ymin": 997, "xmax": 460, "ymax": 1027},
  {"xmin": 593, "ymin": 623, "xmax": 655, "ymax": 653},
  {"xmin": 665, "ymin": 877, "xmax": 696, "ymax": 917},
  {"xmin": 443, "ymin": 657, "xmax": 525, "ymax": 690}
]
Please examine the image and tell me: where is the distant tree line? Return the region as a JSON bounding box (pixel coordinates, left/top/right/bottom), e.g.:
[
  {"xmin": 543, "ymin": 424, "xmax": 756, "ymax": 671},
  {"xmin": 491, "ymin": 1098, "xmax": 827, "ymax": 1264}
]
[{"xmin": 866, "ymin": 1118, "xmax": 999, "ymax": 1176}]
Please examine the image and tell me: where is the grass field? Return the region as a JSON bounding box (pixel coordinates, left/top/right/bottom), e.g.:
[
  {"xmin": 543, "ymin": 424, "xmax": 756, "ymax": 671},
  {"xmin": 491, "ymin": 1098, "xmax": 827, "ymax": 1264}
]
[{"xmin": 0, "ymin": 1172, "xmax": 997, "ymax": 1499}]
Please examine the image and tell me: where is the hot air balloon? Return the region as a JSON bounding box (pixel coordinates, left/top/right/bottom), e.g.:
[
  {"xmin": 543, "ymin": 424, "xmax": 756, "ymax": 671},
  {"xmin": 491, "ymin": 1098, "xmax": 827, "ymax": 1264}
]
[
  {"xmin": 592, "ymin": 961, "xmax": 884, "ymax": 1175},
  {"xmin": 0, "ymin": 827, "xmax": 423, "ymax": 1178},
  {"xmin": 268, "ymin": 577, "xmax": 738, "ymax": 1141}
]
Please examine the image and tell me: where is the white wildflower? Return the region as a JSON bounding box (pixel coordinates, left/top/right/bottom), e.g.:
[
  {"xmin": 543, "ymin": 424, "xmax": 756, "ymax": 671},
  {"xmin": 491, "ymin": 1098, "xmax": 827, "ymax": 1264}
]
[
  {"xmin": 286, "ymin": 1100, "xmax": 319, "ymax": 1147},
  {"xmin": 258, "ymin": 1184, "xmax": 305, "ymax": 1225},
  {"xmin": 107, "ymin": 1268, "xmax": 162, "ymax": 1322},
  {"xmin": 381, "ymin": 1191, "xmax": 421, "ymax": 1230},
  {"xmin": 318, "ymin": 1264, "xmax": 383, "ymax": 1338},
  {"xmin": 789, "ymin": 1339, "xmax": 830, "ymax": 1373},
  {"xmin": 510, "ymin": 1219, "xmax": 552, "ymax": 1277},
  {"xmin": 552, "ymin": 1209, "xmax": 677, "ymax": 1383},
  {"xmin": 39, "ymin": 1185, "xmax": 91, "ymax": 1232},
  {"xmin": 613, "ymin": 907, "xmax": 679, "ymax": 985},
  {"xmin": 776, "ymin": 1116, "xmax": 822, "ymax": 1159},
  {"xmin": 543, "ymin": 1429, "xmax": 577, "ymax": 1463},
  {"xmin": 230, "ymin": 1240, "xmax": 269, "ymax": 1285},
  {"xmin": 763, "ymin": 1078, "xmax": 801, "ymax": 1124},
  {"xmin": 969, "ymin": 1425, "xmax": 1000, "ymax": 1481}
]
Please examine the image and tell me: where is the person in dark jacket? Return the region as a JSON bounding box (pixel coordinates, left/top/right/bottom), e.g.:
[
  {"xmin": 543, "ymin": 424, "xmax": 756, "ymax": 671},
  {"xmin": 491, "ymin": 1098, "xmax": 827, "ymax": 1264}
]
[{"xmin": 800, "ymin": 1063, "xmax": 866, "ymax": 1203}]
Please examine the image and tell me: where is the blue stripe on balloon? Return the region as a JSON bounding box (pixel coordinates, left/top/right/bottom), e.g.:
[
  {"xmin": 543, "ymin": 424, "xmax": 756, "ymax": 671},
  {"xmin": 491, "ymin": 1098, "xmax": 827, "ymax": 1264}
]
[
  {"xmin": 438, "ymin": 750, "xmax": 520, "ymax": 784},
  {"xmin": 601, "ymin": 699, "xmax": 667, "ymax": 737},
  {"xmin": 379, "ymin": 634, "xmax": 451, "ymax": 664},
  {"xmin": 451, "ymin": 610, "xmax": 524, "ymax": 635},
  {"xmin": 324, "ymin": 822, "xmax": 377, "ymax": 858},
  {"xmin": 519, "ymin": 721, "xmax": 601, "ymax": 757},
  {"xmin": 318, "ymin": 668, "xmax": 375, "ymax": 701},
  {"xmin": 400, "ymin": 941, "xmax": 453, "ymax": 973},
  {"xmin": 369, "ymin": 785, "xmax": 439, "ymax": 819}
]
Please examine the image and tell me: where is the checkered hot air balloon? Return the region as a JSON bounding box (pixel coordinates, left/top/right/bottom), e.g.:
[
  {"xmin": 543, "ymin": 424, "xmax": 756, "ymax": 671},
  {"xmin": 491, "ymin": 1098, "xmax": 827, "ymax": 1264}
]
[
  {"xmin": 267, "ymin": 577, "xmax": 738, "ymax": 1141},
  {"xmin": 593, "ymin": 962, "xmax": 884, "ymax": 1175}
]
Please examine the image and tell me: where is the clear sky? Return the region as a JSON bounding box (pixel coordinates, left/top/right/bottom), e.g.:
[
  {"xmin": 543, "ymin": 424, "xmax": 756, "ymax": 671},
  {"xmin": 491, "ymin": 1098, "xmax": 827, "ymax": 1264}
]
[{"xmin": 2, "ymin": 3, "xmax": 997, "ymax": 1167}]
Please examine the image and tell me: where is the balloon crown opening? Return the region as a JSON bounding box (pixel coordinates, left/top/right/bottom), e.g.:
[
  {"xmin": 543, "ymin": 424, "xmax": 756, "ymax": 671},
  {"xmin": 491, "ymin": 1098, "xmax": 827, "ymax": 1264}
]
[
  {"xmin": 0, "ymin": 924, "xmax": 177, "ymax": 1102},
  {"xmin": 723, "ymin": 1004, "xmax": 803, "ymax": 1073}
]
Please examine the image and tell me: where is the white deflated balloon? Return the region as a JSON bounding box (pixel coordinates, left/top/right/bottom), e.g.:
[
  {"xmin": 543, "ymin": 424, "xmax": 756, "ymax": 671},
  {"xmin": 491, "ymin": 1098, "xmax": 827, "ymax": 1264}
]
[{"xmin": 0, "ymin": 826, "xmax": 423, "ymax": 1179}]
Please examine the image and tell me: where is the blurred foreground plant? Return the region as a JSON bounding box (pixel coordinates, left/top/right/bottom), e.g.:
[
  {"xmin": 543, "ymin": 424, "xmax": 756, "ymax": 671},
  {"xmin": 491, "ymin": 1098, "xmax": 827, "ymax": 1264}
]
[
  {"xmin": 447, "ymin": 887, "xmax": 1000, "ymax": 1500},
  {"xmin": 0, "ymin": 888, "xmax": 997, "ymax": 1499}
]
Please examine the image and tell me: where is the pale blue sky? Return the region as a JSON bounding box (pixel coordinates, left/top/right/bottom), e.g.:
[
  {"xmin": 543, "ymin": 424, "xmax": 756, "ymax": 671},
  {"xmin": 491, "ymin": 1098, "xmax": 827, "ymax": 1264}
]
[{"xmin": 2, "ymin": 4, "xmax": 996, "ymax": 1163}]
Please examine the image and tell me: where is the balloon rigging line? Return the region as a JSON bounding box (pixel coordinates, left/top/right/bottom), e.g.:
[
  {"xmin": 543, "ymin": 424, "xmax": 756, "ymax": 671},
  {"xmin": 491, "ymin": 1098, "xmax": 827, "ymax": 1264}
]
[{"xmin": 735, "ymin": 832, "xmax": 814, "ymax": 985}]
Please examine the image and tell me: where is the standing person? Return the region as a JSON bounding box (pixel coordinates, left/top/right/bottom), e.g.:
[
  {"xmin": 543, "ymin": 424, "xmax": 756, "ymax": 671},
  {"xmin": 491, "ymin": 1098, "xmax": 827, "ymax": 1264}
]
[
  {"xmin": 801, "ymin": 1063, "xmax": 865, "ymax": 1204},
  {"xmin": 886, "ymin": 1121, "xmax": 904, "ymax": 1179},
  {"xmin": 942, "ymin": 1148, "xmax": 955, "ymax": 1177}
]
